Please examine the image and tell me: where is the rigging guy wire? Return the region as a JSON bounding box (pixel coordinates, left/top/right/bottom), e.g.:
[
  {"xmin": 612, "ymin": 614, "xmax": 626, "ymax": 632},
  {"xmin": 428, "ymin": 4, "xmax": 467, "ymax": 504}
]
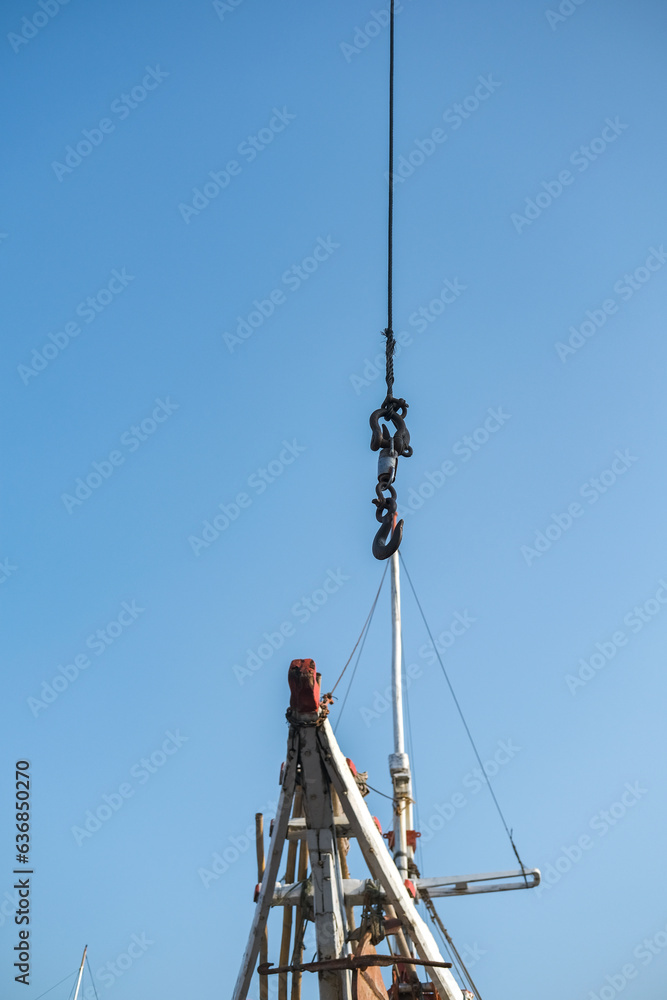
[
  {"xmin": 365, "ymin": 783, "xmax": 395, "ymax": 802},
  {"xmin": 422, "ymin": 892, "xmax": 483, "ymax": 1000},
  {"xmin": 333, "ymin": 592, "xmax": 383, "ymax": 732},
  {"xmin": 328, "ymin": 564, "xmax": 388, "ymax": 701},
  {"xmin": 29, "ymin": 971, "xmax": 77, "ymax": 1000},
  {"xmin": 399, "ymin": 551, "xmax": 529, "ymax": 879},
  {"xmin": 331, "ymin": 565, "xmax": 387, "ymax": 732},
  {"xmin": 85, "ymin": 955, "xmax": 100, "ymax": 1000}
]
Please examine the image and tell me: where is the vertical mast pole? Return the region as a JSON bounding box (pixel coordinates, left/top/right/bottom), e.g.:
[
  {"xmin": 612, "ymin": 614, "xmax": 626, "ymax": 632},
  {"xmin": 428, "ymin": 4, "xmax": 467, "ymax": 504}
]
[
  {"xmin": 72, "ymin": 946, "xmax": 87, "ymax": 1000},
  {"xmin": 389, "ymin": 550, "xmax": 413, "ymax": 885},
  {"xmin": 390, "ymin": 549, "xmax": 405, "ymax": 758}
]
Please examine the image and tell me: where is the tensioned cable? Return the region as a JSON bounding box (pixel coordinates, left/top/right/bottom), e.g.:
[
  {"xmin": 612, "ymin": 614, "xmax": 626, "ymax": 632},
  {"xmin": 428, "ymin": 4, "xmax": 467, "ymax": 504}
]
[
  {"xmin": 423, "ymin": 894, "xmax": 482, "ymax": 999},
  {"xmin": 330, "ymin": 564, "xmax": 388, "ymax": 699},
  {"xmin": 402, "ymin": 644, "xmax": 469, "ymax": 990},
  {"xmin": 333, "ymin": 572, "xmax": 387, "ymax": 733},
  {"xmin": 401, "ymin": 629, "xmax": 474, "ymax": 1000},
  {"xmin": 369, "ymin": 0, "xmax": 411, "ymax": 561},
  {"xmin": 365, "ymin": 782, "xmax": 395, "ymax": 802},
  {"xmin": 398, "ymin": 551, "xmax": 529, "ymax": 878},
  {"xmin": 385, "ymin": 0, "xmax": 395, "ymax": 380},
  {"xmin": 29, "ymin": 971, "xmax": 77, "ymax": 1000},
  {"xmin": 85, "ymin": 956, "xmax": 100, "ymax": 1000},
  {"xmin": 333, "ymin": 609, "xmax": 381, "ymax": 733}
]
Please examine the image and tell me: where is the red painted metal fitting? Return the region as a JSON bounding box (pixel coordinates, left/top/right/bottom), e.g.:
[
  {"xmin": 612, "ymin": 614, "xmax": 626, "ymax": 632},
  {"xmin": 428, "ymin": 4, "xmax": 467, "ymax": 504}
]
[
  {"xmin": 406, "ymin": 830, "xmax": 421, "ymax": 848},
  {"xmin": 346, "ymin": 757, "xmax": 358, "ymax": 777},
  {"xmin": 288, "ymin": 659, "xmax": 320, "ymax": 713},
  {"xmin": 404, "ymin": 879, "xmax": 416, "ymax": 898},
  {"xmin": 372, "ymin": 816, "xmax": 383, "ymax": 835},
  {"xmin": 383, "ymin": 831, "xmax": 395, "ymax": 850},
  {"xmin": 254, "ymin": 883, "xmax": 262, "ymax": 902}
]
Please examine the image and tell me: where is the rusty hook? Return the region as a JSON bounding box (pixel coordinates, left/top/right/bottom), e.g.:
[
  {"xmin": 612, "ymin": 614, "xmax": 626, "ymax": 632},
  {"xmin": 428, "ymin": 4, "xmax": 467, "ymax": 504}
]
[
  {"xmin": 372, "ymin": 516, "xmax": 403, "ymax": 560},
  {"xmin": 372, "ymin": 493, "xmax": 403, "ymax": 560}
]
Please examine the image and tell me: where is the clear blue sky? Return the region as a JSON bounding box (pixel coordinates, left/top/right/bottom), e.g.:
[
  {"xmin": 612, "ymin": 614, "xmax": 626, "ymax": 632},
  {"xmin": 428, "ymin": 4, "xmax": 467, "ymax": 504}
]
[{"xmin": 2, "ymin": 1, "xmax": 667, "ymax": 998}]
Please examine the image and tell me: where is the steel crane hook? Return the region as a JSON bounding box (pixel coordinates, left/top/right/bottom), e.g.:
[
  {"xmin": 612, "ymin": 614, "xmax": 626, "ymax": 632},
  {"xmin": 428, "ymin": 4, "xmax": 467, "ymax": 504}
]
[{"xmin": 372, "ymin": 489, "xmax": 403, "ymax": 561}]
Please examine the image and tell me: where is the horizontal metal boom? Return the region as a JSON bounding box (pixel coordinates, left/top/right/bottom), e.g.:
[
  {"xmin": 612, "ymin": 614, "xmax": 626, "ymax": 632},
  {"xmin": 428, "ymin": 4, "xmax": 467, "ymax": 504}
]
[{"xmin": 271, "ymin": 868, "xmax": 540, "ymax": 906}]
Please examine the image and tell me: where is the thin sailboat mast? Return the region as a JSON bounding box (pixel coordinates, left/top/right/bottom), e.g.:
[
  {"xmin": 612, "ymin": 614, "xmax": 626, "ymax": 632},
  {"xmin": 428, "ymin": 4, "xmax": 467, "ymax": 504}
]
[{"xmin": 72, "ymin": 946, "xmax": 87, "ymax": 1000}]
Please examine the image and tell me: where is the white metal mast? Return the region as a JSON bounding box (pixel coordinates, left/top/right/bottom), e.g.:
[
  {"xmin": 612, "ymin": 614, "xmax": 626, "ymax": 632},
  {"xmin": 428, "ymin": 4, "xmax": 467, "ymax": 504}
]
[
  {"xmin": 72, "ymin": 946, "xmax": 87, "ymax": 1000},
  {"xmin": 388, "ymin": 550, "xmax": 414, "ymax": 887}
]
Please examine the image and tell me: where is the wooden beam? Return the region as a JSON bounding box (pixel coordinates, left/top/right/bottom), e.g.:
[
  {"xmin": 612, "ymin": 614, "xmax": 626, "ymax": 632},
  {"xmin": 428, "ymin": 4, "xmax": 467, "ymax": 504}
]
[
  {"xmin": 317, "ymin": 720, "xmax": 464, "ymax": 1000},
  {"xmin": 255, "ymin": 815, "xmax": 269, "ymax": 1000},
  {"xmin": 290, "ymin": 832, "xmax": 309, "ymax": 1000},
  {"xmin": 299, "ymin": 724, "xmax": 351, "ymax": 1000},
  {"xmin": 279, "ymin": 789, "xmax": 302, "ymax": 1000},
  {"xmin": 286, "ymin": 816, "xmax": 353, "ymax": 840},
  {"xmin": 232, "ymin": 729, "xmax": 299, "ymax": 1000}
]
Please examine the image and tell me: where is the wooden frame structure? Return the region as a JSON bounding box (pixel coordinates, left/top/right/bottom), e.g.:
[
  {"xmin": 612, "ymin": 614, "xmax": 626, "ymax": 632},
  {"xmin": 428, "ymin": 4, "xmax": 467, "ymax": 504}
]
[
  {"xmin": 232, "ymin": 707, "xmax": 540, "ymax": 1000},
  {"xmin": 233, "ymin": 554, "xmax": 540, "ymax": 1000}
]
